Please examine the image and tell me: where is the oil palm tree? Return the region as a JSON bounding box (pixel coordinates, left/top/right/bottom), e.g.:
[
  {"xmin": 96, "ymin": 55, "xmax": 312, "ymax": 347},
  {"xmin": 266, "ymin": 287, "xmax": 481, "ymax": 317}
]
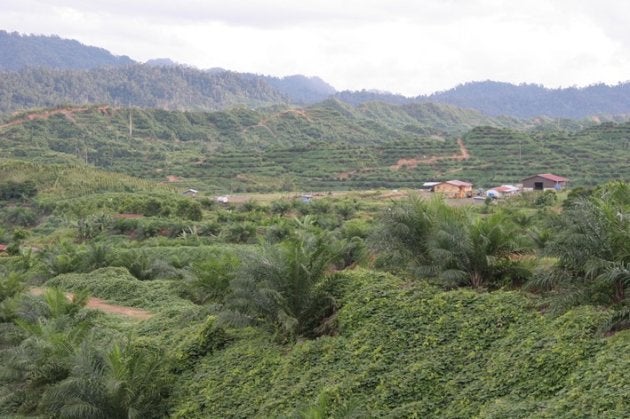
[
  {"xmin": 422, "ymin": 212, "xmax": 531, "ymax": 288},
  {"xmin": 542, "ymin": 181, "xmax": 630, "ymax": 308},
  {"xmin": 221, "ymin": 229, "xmax": 343, "ymax": 340},
  {"xmin": 370, "ymin": 195, "xmax": 462, "ymax": 272},
  {"xmin": 0, "ymin": 288, "xmax": 90, "ymax": 414},
  {"xmin": 41, "ymin": 342, "xmax": 169, "ymax": 419}
]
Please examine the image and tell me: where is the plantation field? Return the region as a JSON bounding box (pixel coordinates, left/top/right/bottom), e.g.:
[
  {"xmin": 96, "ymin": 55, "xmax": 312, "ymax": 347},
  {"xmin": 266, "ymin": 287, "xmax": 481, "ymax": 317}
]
[
  {"xmin": 0, "ymin": 102, "xmax": 627, "ymax": 193},
  {"xmin": 0, "ymin": 111, "xmax": 628, "ymax": 417}
]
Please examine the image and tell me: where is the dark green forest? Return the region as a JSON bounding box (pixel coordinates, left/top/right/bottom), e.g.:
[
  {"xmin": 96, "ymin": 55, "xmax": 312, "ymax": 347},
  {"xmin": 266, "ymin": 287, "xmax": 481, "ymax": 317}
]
[
  {"xmin": 0, "ymin": 30, "xmax": 134, "ymax": 70},
  {"xmin": 4, "ymin": 32, "xmax": 630, "ymax": 118},
  {"xmin": 0, "ymin": 65, "xmax": 289, "ymax": 114}
]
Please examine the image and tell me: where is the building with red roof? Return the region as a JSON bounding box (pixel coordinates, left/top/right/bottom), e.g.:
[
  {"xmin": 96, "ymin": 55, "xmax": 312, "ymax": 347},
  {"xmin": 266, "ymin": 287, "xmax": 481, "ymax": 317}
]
[{"xmin": 522, "ymin": 174, "xmax": 568, "ymax": 191}]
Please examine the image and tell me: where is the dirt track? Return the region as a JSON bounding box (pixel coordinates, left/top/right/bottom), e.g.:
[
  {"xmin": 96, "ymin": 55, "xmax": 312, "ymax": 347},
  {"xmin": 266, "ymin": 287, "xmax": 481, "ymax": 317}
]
[
  {"xmin": 0, "ymin": 106, "xmax": 111, "ymax": 131},
  {"xmin": 30, "ymin": 287, "xmax": 153, "ymax": 320},
  {"xmin": 390, "ymin": 138, "xmax": 470, "ymax": 170}
]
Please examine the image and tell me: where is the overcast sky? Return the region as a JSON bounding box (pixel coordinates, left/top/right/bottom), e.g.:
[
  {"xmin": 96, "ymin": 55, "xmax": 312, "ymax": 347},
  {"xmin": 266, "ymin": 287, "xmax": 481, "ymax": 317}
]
[{"xmin": 1, "ymin": 0, "xmax": 629, "ymax": 95}]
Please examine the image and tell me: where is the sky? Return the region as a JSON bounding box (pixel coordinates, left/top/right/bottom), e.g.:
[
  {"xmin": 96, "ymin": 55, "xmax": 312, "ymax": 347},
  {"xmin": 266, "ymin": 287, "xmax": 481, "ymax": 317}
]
[{"xmin": 1, "ymin": 0, "xmax": 630, "ymax": 96}]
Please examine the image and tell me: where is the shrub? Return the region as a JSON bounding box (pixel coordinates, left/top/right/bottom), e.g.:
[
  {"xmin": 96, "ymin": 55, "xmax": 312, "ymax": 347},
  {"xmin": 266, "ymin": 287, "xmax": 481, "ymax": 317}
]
[
  {"xmin": 176, "ymin": 200, "xmax": 203, "ymax": 221},
  {"xmin": 270, "ymin": 199, "xmax": 291, "ymax": 216},
  {"xmin": 4, "ymin": 207, "xmax": 37, "ymax": 227},
  {"xmin": 174, "ymin": 316, "xmax": 230, "ymax": 370},
  {"xmin": 534, "ymin": 190, "xmax": 557, "ymax": 207},
  {"xmin": 220, "ymin": 231, "xmax": 344, "ymax": 341},
  {"xmin": 188, "ymin": 252, "xmax": 240, "ymax": 304},
  {"xmin": 0, "ymin": 180, "xmax": 37, "ymax": 201}
]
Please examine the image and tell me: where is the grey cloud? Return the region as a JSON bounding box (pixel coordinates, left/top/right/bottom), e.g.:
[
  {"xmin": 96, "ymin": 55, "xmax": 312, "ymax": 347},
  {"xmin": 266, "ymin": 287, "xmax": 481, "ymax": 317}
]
[{"xmin": 2, "ymin": 0, "xmax": 520, "ymax": 28}]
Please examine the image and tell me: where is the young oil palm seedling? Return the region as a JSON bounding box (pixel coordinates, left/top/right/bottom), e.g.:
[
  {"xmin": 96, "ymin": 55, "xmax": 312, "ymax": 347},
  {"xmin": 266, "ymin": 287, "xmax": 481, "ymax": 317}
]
[
  {"xmin": 220, "ymin": 226, "xmax": 344, "ymax": 341},
  {"xmin": 421, "ymin": 212, "xmax": 532, "ymax": 289},
  {"xmin": 538, "ymin": 181, "xmax": 629, "ymax": 317}
]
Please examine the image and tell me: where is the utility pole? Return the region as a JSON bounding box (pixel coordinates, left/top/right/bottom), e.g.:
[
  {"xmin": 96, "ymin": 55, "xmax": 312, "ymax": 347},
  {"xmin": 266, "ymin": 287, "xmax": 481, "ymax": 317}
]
[{"xmin": 128, "ymin": 108, "xmax": 133, "ymax": 138}]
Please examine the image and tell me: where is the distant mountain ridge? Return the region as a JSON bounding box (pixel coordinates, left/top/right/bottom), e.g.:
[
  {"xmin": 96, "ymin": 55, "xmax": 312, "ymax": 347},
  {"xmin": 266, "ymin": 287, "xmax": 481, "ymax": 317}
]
[
  {"xmin": 336, "ymin": 81, "xmax": 630, "ymax": 119},
  {"xmin": 2, "ymin": 30, "xmax": 630, "ymax": 119},
  {"xmin": 0, "ymin": 31, "xmax": 336, "ymax": 112},
  {"xmin": 0, "ymin": 65, "xmax": 289, "ymax": 113},
  {"xmin": 262, "ymin": 74, "xmax": 336, "ymax": 104},
  {"xmin": 0, "ymin": 30, "xmax": 134, "ymax": 70},
  {"xmin": 420, "ymin": 81, "xmax": 630, "ymax": 119}
]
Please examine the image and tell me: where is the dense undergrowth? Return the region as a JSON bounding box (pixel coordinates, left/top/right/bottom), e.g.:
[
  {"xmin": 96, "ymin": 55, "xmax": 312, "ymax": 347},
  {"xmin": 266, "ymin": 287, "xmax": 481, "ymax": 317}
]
[
  {"xmin": 171, "ymin": 270, "xmax": 628, "ymax": 418},
  {"xmin": 0, "ymin": 159, "xmax": 628, "ymax": 417}
]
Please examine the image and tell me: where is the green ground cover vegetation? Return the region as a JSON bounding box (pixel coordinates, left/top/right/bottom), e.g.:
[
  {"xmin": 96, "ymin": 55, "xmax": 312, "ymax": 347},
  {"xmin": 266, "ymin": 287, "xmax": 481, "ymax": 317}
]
[{"xmin": 0, "ymin": 158, "xmax": 627, "ymax": 417}]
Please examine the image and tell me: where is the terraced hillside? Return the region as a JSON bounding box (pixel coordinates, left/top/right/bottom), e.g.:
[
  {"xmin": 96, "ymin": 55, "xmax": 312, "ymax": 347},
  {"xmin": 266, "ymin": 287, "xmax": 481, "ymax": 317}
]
[{"xmin": 0, "ymin": 101, "xmax": 626, "ymax": 191}]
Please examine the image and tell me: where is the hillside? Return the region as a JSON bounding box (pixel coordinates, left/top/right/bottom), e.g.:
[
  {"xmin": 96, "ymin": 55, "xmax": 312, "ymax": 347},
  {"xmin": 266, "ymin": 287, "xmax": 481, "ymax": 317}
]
[
  {"xmin": 423, "ymin": 81, "xmax": 630, "ymax": 119},
  {"xmin": 0, "ymin": 30, "xmax": 134, "ymax": 70},
  {"xmin": 0, "ymin": 65, "xmax": 288, "ymax": 114},
  {"xmin": 0, "ymin": 32, "xmax": 342, "ymax": 112},
  {"xmin": 0, "ymin": 102, "xmax": 627, "ymax": 191},
  {"xmin": 263, "ymin": 74, "xmax": 336, "ymax": 104},
  {"xmin": 3, "ymin": 32, "xmax": 630, "ymax": 119},
  {"xmin": 336, "ymin": 81, "xmax": 630, "ymax": 119}
]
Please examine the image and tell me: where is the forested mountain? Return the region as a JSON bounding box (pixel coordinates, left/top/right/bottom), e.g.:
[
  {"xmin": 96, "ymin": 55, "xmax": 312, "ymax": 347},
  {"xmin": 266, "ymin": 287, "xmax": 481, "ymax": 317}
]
[
  {"xmin": 2, "ymin": 31, "xmax": 630, "ymax": 118},
  {"xmin": 340, "ymin": 81, "xmax": 630, "ymax": 119},
  {"xmin": 1, "ymin": 102, "xmax": 627, "ymax": 192},
  {"xmin": 0, "ymin": 65, "xmax": 288, "ymax": 113},
  {"xmin": 334, "ymin": 89, "xmax": 411, "ymax": 106},
  {"xmin": 262, "ymin": 74, "xmax": 336, "ymax": 104},
  {"xmin": 0, "ymin": 30, "xmax": 134, "ymax": 70},
  {"xmin": 422, "ymin": 81, "xmax": 630, "ymax": 118},
  {"xmin": 0, "ymin": 32, "xmax": 334, "ymax": 112}
]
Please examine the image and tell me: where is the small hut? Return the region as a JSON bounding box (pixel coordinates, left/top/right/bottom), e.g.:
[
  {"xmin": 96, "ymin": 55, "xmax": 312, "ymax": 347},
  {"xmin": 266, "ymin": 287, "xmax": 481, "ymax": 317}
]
[{"xmin": 434, "ymin": 180, "xmax": 473, "ymax": 198}]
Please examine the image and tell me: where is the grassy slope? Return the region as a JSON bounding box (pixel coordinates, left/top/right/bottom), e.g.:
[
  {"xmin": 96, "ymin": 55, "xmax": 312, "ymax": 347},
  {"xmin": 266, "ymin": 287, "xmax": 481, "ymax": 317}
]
[
  {"xmin": 166, "ymin": 270, "xmax": 628, "ymax": 418},
  {"xmin": 0, "ymin": 103, "xmax": 628, "ymax": 192},
  {"xmin": 0, "ymin": 159, "xmax": 172, "ymax": 200}
]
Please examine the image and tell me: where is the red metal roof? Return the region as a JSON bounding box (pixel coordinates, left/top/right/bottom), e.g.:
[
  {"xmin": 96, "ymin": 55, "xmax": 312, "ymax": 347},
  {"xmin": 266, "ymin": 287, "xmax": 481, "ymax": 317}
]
[
  {"xmin": 0, "ymin": 244, "xmax": 7, "ymax": 252},
  {"xmin": 494, "ymin": 185, "xmax": 519, "ymax": 193},
  {"xmin": 539, "ymin": 173, "xmax": 567, "ymax": 182},
  {"xmin": 524, "ymin": 173, "xmax": 568, "ymax": 182}
]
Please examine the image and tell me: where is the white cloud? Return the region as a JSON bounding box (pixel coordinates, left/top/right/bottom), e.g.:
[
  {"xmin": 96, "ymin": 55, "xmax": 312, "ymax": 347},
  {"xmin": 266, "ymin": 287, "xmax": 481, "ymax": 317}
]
[{"xmin": 0, "ymin": 0, "xmax": 629, "ymax": 95}]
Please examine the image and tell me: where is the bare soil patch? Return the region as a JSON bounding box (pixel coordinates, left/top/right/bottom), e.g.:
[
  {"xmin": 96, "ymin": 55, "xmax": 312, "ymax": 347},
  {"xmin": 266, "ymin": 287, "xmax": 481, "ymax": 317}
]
[
  {"xmin": 0, "ymin": 106, "xmax": 93, "ymax": 130},
  {"xmin": 30, "ymin": 287, "xmax": 153, "ymax": 320},
  {"xmin": 390, "ymin": 138, "xmax": 470, "ymax": 170}
]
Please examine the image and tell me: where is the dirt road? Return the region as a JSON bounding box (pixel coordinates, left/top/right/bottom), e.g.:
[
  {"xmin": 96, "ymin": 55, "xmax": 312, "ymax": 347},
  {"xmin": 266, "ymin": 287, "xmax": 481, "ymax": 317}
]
[{"xmin": 30, "ymin": 287, "xmax": 153, "ymax": 320}]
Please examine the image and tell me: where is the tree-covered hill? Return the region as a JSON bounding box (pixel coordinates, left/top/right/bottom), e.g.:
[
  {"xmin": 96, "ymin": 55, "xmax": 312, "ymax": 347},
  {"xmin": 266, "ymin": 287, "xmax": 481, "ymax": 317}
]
[
  {"xmin": 0, "ymin": 65, "xmax": 289, "ymax": 114},
  {"xmin": 0, "ymin": 30, "xmax": 134, "ymax": 70},
  {"xmin": 262, "ymin": 74, "xmax": 336, "ymax": 105},
  {"xmin": 0, "ymin": 102, "xmax": 627, "ymax": 191},
  {"xmin": 422, "ymin": 80, "xmax": 630, "ymax": 119},
  {"xmin": 340, "ymin": 81, "xmax": 630, "ymax": 119},
  {"xmin": 4, "ymin": 31, "xmax": 630, "ymax": 119},
  {"xmin": 0, "ymin": 31, "xmax": 340, "ymax": 112}
]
